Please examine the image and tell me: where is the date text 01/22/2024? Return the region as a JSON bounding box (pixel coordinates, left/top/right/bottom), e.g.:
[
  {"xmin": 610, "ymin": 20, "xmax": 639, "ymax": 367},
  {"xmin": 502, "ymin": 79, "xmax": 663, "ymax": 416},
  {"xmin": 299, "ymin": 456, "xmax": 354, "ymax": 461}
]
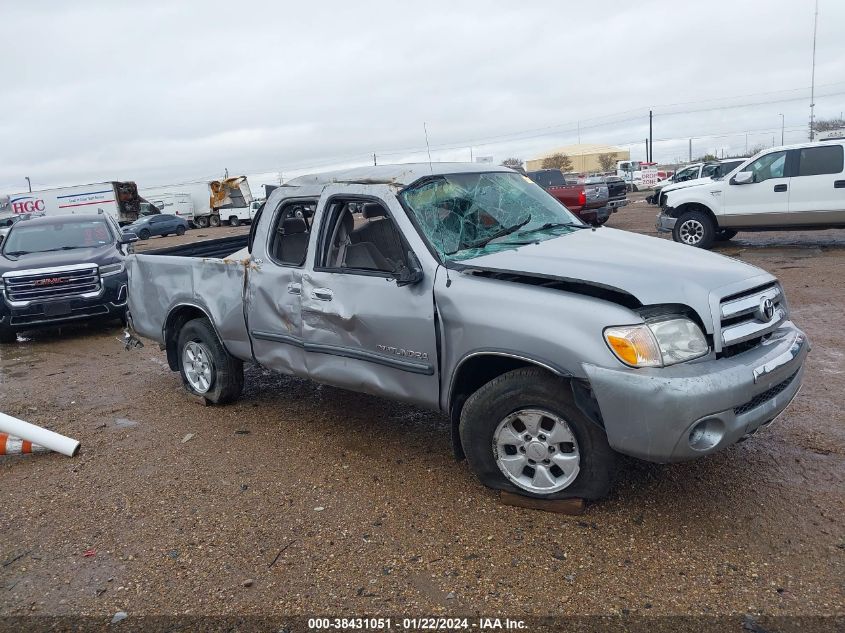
[{"xmin": 307, "ymin": 617, "xmax": 527, "ymax": 630}]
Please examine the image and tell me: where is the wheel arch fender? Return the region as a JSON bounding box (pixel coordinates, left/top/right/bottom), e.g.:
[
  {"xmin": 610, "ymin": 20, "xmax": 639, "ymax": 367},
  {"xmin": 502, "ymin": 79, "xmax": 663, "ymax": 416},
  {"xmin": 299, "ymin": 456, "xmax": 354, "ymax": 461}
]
[
  {"xmin": 672, "ymin": 202, "xmax": 720, "ymax": 228},
  {"xmin": 162, "ymin": 302, "xmax": 229, "ymax": 371},
  {"xmin": 447, "ymin": 351, "xmax": 599, "ymax": 460}
]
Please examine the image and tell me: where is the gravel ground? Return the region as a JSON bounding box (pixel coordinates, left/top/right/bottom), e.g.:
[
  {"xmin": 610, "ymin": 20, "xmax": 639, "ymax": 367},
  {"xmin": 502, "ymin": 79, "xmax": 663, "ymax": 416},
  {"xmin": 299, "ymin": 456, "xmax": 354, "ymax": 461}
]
[{"xmin": 0, "ymin": 199, "xmax": 843, "ymax": 623}]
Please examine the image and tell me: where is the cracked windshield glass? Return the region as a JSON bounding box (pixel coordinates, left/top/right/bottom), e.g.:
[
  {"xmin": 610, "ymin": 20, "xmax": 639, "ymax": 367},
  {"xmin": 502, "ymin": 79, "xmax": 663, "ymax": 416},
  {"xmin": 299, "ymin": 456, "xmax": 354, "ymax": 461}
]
[{"xmin": 400, "ymin": 172, "xmax": 584, "ymax": 261}]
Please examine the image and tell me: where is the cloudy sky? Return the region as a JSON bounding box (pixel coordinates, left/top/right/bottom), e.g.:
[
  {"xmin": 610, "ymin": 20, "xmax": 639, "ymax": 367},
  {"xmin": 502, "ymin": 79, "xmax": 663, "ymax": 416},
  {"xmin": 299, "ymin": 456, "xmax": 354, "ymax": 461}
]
[{"xmin": 2, "ymin": 0, "xmax": 843, "ymax": 194}]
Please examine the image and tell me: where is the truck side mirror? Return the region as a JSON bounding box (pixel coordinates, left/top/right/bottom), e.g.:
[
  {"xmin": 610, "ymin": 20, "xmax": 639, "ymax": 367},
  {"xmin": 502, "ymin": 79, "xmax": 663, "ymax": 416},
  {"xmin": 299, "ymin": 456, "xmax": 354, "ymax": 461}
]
[
  {"xmin": 120, "ymin": 232, "xmax": 139, "ymax": 244},
  {"xmin": 731, "ymin": 171, "xmax": 754, "ymax": 185},
  {"xmin": 394, "ymin": 250, "xmax": 424, "ymax": 287}
]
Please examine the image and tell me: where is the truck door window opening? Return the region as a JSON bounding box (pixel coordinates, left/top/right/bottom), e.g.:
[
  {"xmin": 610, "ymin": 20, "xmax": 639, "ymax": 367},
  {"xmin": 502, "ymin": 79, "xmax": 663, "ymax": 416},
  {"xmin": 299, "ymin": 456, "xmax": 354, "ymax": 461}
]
[
  {"xmin": 319, "ymin": 200, "xmax": 407, "ymax": 274},
  {"xmin": 741, "ymin": 151, "xmax": 787, "ymax": 183},
  {"xmin": 797, "ymin": 145, "xmax": 844, "ymax": 177},
  {"xmin": 268, "ymin": 200, "xmax": 318, "ymax": 267},
  {"xmin": 400, "ymin": 172, "xmax": 582, "ymax": 262}
]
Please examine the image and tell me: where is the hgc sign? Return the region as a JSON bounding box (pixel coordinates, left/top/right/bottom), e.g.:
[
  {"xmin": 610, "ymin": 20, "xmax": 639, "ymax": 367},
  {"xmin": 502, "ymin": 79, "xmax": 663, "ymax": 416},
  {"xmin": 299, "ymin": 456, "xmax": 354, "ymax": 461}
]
[{"xmin": 10, "ymin": 196, "xmax": 45, "ymax": 214}]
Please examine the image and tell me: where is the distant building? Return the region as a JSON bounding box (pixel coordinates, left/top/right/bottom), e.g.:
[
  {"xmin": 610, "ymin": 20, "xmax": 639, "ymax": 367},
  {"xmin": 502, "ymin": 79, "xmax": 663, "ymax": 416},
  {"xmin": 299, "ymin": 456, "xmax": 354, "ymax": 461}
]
[{"xmin": 526, "ymin": 144, "xmax": 630, "ymax": 173}]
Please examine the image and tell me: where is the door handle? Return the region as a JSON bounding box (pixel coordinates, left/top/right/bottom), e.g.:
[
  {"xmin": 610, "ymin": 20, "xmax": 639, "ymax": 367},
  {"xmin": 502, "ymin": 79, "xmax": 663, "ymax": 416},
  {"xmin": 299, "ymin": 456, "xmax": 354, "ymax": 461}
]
[
  {"xmin": 773, "ymin": 184, "xmax": 788, "ymax": 192},
  {"xmin": 287, "ymin": 282, "xmax": 301, "ymax": 295},
  {"xmin": 834, "ymin": 180, "xmax": 845, "ymax": 189},
  {"xmin": 311, "ymin": 288, "xmax": 333, "ymax": 301}
]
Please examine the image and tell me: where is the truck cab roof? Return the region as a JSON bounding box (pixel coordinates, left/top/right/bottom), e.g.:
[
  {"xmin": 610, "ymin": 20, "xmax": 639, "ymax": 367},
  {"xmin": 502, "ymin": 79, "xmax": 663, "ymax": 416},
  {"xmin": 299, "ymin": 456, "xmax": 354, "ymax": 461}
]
[{"xmin": 285, "ymin": 163, "xmax": 513, "ymax": 188}]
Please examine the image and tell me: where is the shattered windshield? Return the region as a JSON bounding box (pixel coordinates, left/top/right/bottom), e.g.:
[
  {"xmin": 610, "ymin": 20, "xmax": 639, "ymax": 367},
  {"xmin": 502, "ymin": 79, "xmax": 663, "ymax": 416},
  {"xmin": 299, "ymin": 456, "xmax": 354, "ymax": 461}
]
[{"xmin": 400, "ymin": 172, "xmax": 584, "ymax": 261}]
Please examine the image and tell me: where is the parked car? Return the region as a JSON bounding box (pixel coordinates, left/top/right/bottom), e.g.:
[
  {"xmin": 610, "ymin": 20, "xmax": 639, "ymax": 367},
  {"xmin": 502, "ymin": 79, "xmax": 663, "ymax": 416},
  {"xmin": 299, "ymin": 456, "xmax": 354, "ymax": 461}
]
[
  {"xmin": 0, "ymin": 214, "xmax": 137, "ymax": 343},
  {"xmin": 649, "ymin": 159, "xmax": 747, "ymax": 206},
  {"xmin": 657, "ymin": 140, "xmax": 845, "ymax": 248},
  {"xmin": 526, "ymin": 169, "xmax": 610, "ymax": 224},
  {"xmin": 125, "ymin": 163, "xmax": 809, "ymax": 501},
  {"xmin": 122, "ymin": 213, "xmax": 190, "ymax": 240}
]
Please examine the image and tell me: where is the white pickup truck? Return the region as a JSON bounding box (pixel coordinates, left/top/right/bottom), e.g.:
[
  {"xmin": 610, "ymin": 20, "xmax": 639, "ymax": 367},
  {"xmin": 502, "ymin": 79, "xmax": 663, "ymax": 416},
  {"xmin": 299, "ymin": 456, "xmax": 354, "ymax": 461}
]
[{"xmin": 657, "ymin": 140, "xmax": 845, "ymax": 247}]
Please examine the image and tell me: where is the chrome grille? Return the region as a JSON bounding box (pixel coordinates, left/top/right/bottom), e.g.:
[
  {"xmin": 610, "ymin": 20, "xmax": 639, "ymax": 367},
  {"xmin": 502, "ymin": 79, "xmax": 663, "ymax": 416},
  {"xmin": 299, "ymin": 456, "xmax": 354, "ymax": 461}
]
[
  {"xmin": 719, "ymin": 283, "xmax": 786, "ymax": 350},
  {"xmin": 3, "ymin": 265, "xmax": 100, "ymax": 304}
]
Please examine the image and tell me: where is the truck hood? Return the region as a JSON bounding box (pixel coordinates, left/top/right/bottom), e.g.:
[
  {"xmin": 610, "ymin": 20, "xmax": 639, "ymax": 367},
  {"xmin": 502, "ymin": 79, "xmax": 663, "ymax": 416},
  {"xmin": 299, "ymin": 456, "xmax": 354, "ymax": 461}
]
[
  {"xmin": 0, "ymin": 244, "xmax": 122, "ymax": 274},
  {"xmin": 661, "ymin": 176, "xmax": 715, "ymax": 193},
  {"xmin": 451, "ymin": 228, "xmax": 773, "ymax": 331}
]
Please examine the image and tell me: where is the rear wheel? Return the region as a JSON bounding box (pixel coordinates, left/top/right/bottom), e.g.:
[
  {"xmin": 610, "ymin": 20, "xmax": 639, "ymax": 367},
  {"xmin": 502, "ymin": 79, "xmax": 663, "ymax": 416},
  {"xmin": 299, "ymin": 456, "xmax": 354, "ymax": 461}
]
[
  {"xmin": 459, "ymin": 367, "xmax": 616, "ymax": 500},
  {"xmin": 672, "ymin": 209, "xmax": 716, "ymax": 249},
  {"xmin": 176, "ymin": 225, "xmax": 186, "ymax": 236},
  {"xmin": 176, "ymin": 318, "xmax": 243, "ymax": 404},
  {"xmin": 195, "ymin": 216, "xmax": 210, "ymax": 229},
  {"xmin": 229, "ymin": 216, "xmax": 240, "ymax": 227},
  {"xmin": 138, "ymin": 228, "xmax": 151, "ymax": 240},
  {"xmin": 209, "ymin": 215, "xmax": 221, "ymax": 227}
]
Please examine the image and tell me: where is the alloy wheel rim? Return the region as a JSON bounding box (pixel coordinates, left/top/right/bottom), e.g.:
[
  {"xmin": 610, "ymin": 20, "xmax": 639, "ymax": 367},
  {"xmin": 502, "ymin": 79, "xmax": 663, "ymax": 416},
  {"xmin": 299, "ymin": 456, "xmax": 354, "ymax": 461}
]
[
  {"xmin": 679, "ymin": 219, "xmax": 705, "ymax": 245},
  {"xmin": 493, "ymin": 408, "xmax": 580, "ymax": 494},
  {"xmin": 183, "ymin": 341, "xmax": 213, "ymax": 393}
]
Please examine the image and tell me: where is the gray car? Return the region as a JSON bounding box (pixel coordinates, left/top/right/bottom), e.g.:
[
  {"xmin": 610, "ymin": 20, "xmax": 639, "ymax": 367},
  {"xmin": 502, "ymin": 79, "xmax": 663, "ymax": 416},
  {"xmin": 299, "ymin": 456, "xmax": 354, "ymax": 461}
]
[
  {"xmin": 125, "ymin": 163, "xmax": 809, "ymax": 500},
  {"xmin": 122, "ymin": 213, "xmax": 189, "ymax": 240}
]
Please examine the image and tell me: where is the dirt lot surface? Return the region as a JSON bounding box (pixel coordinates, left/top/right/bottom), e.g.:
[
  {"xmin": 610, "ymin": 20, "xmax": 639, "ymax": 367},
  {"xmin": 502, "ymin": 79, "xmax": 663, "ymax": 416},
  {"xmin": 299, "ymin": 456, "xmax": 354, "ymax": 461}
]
[{"xmin": 1, "ymin": 200, "xmax": 843, "ymax": 624}]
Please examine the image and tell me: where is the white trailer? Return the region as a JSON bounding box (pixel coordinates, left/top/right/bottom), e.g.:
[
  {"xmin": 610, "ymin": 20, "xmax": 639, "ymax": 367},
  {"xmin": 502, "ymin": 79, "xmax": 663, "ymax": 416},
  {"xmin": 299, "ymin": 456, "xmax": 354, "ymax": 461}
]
[
  {"xmin": 3, "ymin": 181, "xmax": 142, "ymax": 225},
  {"xmin": 141, "ymin": 192, "xmax": 195, "ymax": 219},
  {"xmin": 140, "ymin": 176, "xmax": 253, "ymax": 228}
]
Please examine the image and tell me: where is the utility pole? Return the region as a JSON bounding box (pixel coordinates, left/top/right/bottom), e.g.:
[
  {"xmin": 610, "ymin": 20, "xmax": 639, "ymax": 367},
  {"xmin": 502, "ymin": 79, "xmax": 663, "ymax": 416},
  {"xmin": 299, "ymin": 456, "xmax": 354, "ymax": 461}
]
[
  {"xmin": 25, "ymin": 177, "xmax": 31, "ymax": 193},
  {"xmin": 648, "ymin": 110, "xmax": 653, "ymax": 162},
  {"xmin": 469, "ymin": 147, "xmax": 473, "ymax": 162},
  {"xmin": 373, "ymin": 153, "xmax": 377, "ymax": 166},
  {"xmin": 224, "ymin": 168, "xmax": 228, "ymax": 178},
  {"xmin": 688, "ymin": 138, "xmax": 692, "ymax": 162},
  {"xmin": 809, "ymin": 0, "xmax": 819, "ymax": 140},
  {"xmin": 645, "ymin": 139, "xmax": 649, "ymax": 163},
  {"xmin": 778, "ymin": 113, "xmax": 785, "ymax": 145}
]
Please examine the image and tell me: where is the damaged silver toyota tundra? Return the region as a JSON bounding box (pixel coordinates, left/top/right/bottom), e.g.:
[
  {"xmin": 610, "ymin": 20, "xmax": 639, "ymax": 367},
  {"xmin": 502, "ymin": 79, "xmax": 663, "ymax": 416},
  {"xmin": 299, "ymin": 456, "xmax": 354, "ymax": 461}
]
[{"xmin": 126, "ymin": 164, "xmax": 809, "ymax": 500}]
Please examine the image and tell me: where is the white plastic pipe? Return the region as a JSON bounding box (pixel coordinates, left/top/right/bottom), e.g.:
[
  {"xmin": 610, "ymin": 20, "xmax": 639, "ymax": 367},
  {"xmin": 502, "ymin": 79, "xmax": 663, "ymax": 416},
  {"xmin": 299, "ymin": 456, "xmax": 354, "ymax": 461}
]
[{"xmin": 0, "ymin": 412, "xmax": 80, "ymax": 457}]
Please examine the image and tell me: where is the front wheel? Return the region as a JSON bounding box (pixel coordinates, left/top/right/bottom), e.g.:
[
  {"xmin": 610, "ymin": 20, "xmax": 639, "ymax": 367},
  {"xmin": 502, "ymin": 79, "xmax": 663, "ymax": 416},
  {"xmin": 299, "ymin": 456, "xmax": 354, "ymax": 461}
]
[
  {"xmin": 177, "ymin": 318, "xmax": 243, "ymax": 404},
  {"xmin": 138, "ymin": 229, "xmax": 151, "ymax": 240},
  {"xmin": 176, "ymin": 225, "xmax": 186, "ymax": 236},
  {"xmin": 459, "ymin": 368, "xmax": 616, "ymax": 500},
  {"xmin": 672, "ymin": 210, "xmax": 716, "ymax": 249},
  {"xmin": 229, "ymin": 216, "xmax": 240, "ymax": 227}
]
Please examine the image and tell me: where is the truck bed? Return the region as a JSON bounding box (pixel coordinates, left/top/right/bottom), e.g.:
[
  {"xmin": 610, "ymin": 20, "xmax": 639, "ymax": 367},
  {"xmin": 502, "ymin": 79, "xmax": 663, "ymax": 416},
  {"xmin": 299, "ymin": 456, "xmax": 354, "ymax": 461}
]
[{"xmin": 126, "ymin": 235, "xmax": 253, "ymax": 361}]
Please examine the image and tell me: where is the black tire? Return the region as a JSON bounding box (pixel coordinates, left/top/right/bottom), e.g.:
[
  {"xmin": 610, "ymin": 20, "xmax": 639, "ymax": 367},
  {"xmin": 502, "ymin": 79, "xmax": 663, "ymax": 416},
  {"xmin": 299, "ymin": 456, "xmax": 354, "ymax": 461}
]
[
  {"xmin": 138, "ymin": 229, "xmax": 151, "ymax": 240},
  {"xmin": 176, "ymin": 318, "xmax": 243, "ymax": 404},
  {"xmin": 176, "ymin": 225, "xmax": 186, "ymax": 236},
  {"xmin": 672, "ymin": 209, "xmax": 716, "ymax": 249},
  {"xmin": 595, "ymin": 215, "xmax": 609, "ymax": 226},
  {"xmin": 716, "ymin": 229, "xmax": 738, "ymax": 242},
  {"xmin": 229, "ymin": 216, "xmax": 240, "ymax": 227},
  {"xmin": 0, "ymin": 326, "xmax": 16, "ymax": 344},
  {"xmin": 459, "ymin": 367, "xmax": 616, "ymax": 500},
  {"xmin": 209, "ymin": 215, "xmax": 221, "ymax": 228},
  {"xmin": 195, "ymin": 216, "xmax": 209, "ymax": 229}
]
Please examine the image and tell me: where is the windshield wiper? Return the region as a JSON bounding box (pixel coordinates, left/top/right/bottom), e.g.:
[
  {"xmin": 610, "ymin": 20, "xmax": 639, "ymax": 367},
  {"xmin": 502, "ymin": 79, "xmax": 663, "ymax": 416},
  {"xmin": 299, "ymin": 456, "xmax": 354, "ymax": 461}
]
[
  {"xmin": 36, "ymin": 246, "xmax": 84, "ymax": 253},
  {"xmin": 4, "ymin": 251, "xmax": 29, "ymax": 256},
  {"xmin": 518, "ymin": 221, "xmax": 588, "ymax": 235},
  {"xmin": 446, "ymin": 214, "xmax": 531, "ymax": 255}
]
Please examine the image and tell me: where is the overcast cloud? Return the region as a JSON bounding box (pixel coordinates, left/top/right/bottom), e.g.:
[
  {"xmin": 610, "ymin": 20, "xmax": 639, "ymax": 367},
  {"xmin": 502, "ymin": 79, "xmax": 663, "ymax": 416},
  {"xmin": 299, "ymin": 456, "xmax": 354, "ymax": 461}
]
[{"xmin": 1, "ymin": 0, "xmax": 843, "ymax": 193}]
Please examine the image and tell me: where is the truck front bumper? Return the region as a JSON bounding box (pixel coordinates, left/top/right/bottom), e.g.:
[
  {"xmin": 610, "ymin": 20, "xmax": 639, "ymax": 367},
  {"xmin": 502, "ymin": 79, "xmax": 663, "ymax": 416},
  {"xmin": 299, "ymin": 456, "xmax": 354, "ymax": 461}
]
[
  {"xmin": 0, "ymin": 273, "xmax": 128, "ymax": 331},
  {"xmin": 655, "ymin": 211, "xmax": 676, "ymax": 233},
  {"xmin": 582, "ymin": 321, "xmax": 809, "ymax": 463}
]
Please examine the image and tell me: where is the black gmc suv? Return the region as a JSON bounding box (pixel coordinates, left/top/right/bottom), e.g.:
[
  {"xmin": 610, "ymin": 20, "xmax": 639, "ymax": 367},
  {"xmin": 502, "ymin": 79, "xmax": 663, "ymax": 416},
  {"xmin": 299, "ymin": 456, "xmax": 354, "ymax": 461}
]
[{"xmin": 0, "ymin": 214, "xmax": 137, "ymax": 343}]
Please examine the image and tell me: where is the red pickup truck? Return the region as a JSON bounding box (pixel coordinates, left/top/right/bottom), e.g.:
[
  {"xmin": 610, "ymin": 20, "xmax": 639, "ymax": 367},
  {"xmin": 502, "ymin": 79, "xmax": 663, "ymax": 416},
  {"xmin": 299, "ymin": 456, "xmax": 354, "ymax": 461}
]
[{"xmin": 526, "ymin": 169, "xmax": 610, "ymax": 224}]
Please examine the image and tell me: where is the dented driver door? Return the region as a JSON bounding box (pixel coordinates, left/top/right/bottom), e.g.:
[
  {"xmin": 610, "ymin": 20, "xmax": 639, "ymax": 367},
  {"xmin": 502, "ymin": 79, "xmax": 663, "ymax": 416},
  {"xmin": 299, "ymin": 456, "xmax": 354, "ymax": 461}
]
[{"xmin": 300, "ymin": 184, "xmax": 440, "ymax": 409}]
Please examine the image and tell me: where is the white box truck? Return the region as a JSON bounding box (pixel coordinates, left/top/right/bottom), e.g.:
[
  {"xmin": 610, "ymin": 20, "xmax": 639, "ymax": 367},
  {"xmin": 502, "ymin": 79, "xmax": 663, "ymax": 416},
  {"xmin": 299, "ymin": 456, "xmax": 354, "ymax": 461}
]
[
  {"xmin": 140, "ymin": 176, "xmax": 253, "ymax": 228},
  {"xmin": 3, "ymin": 181, "xmax": 142, "ymax": 225},
  {"xmin": 141, "ymin": 192, "xmax": 195, "ymax": 219}
]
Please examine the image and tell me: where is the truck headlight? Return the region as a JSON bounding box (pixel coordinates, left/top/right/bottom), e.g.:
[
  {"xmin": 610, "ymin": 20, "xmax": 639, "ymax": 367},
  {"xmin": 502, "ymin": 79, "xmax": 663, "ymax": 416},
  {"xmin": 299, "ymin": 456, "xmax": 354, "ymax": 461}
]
[
  {"xmin": 604, "ymin": 318, "xmax": 708, "ymax": 368},
  {"xmin": 99, "ymin": 262, "xmax": 125, "ymax": 277}
]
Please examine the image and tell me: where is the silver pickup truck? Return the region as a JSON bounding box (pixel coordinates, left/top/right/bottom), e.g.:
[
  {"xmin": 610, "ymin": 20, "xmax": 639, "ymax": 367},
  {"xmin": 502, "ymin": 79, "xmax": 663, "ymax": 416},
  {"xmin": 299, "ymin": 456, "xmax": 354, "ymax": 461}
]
[{"xmin": 126, "ymin": 163, "xmax": 809, "ymax": 500}]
